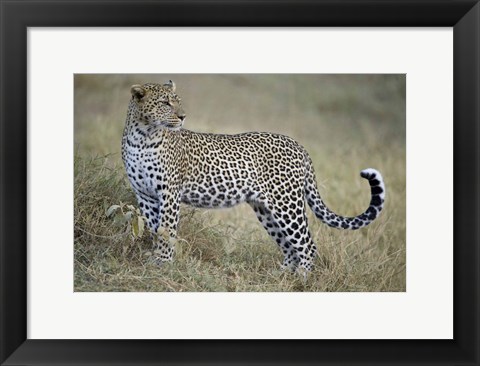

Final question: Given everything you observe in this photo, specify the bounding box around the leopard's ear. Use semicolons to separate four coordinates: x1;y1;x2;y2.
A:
131;85;146;101
164;80;176;93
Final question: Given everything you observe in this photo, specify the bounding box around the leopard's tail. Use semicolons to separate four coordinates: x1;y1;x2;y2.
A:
304;155;385;230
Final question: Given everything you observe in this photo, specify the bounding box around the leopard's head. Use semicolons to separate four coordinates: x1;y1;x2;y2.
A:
130;81;186;130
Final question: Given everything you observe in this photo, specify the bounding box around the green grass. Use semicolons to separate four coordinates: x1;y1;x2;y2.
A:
74;74;405;292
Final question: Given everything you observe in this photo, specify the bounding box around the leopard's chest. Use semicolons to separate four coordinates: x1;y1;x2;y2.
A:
122;134;168;197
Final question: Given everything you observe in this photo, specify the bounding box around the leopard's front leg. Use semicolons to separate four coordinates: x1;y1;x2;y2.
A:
135;189;180;265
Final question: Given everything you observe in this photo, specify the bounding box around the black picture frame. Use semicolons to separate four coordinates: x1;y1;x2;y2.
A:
1;1;479;365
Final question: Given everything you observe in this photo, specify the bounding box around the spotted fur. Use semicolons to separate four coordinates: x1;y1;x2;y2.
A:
121;81;386;271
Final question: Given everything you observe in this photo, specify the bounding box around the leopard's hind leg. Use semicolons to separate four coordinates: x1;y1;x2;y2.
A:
261;188;318;272
250;202;300;270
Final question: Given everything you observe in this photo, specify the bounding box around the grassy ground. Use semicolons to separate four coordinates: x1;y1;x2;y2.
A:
74;74;405;292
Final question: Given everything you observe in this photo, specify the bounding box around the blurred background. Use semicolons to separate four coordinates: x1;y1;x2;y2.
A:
74;74;405;292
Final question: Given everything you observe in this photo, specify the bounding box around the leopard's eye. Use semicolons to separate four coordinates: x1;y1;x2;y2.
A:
166;97;177;106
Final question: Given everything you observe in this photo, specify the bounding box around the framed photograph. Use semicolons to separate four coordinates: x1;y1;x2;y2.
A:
1;1;479;365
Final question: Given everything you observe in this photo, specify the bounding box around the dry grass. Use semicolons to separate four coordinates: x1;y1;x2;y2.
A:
74;74;405;292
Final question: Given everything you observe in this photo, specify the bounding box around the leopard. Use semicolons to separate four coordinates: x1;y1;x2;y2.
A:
121;81;386;272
